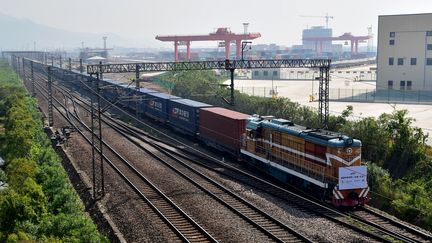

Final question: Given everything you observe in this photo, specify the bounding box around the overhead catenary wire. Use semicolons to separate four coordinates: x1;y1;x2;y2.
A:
20;58;432;206
27;60;365;186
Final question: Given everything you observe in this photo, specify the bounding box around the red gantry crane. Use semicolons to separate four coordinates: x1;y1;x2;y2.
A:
156;27;261;61
302;32;372;55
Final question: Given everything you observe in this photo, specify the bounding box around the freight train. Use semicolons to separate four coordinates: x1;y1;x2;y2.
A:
34;63;370;207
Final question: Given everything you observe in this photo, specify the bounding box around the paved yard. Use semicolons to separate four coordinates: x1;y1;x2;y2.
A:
224;67;432;142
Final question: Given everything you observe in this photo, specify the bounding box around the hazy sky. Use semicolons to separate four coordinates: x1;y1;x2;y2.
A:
1;0;432;48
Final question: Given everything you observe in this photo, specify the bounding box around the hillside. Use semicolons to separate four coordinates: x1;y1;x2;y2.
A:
0;12;139;50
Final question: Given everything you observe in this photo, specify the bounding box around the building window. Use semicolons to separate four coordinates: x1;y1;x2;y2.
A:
427;31;432;36
427;44;432;50
390;32;395;37
389;39;395;45
389;57;394;65
388;80;393;89
263;71;268;76
411;58;417;65
407;81;412;90
427;58;432;65
273;71;278;76
254;71;259;76
400;80;405;90
397;58;404;65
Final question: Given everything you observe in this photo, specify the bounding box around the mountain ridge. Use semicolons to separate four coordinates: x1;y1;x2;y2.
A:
0;12;142;50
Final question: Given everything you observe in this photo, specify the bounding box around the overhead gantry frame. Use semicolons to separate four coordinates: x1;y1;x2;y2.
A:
86;59;331;127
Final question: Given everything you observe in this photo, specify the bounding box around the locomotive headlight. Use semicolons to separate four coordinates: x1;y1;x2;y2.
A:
345;137;353;146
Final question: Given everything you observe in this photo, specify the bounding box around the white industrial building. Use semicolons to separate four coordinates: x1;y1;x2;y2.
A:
377;13;432;91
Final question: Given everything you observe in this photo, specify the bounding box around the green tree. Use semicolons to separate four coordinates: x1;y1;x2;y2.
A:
380;110;428;177
340;116;390;164
6;157;39;188
0;61;107;241
0;178;47;234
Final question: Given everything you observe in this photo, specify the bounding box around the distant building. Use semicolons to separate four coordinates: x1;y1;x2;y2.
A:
302;26;332;53
79;48;108;60
377;13;432;91
252;68;281;80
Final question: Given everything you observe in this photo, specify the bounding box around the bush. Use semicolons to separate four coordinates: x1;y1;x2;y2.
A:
0;61;107;242
158;70;432;231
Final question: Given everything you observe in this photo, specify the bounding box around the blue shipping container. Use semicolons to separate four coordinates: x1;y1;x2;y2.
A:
133;88;157;114
145;92;181;122
100;79;118;101
117;84;134;108
168;99;212;136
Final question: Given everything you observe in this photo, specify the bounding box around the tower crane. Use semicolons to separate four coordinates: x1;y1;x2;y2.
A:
300;13;334;28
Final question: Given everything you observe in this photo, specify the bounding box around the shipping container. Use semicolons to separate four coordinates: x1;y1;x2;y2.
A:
133;88;157;114
101;79;121;102
145;92;181;122
114;84;134;108
125;87;156;111
168;99;212;136
199;107;250;155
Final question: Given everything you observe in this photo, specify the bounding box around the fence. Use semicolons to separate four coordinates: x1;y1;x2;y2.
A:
280;70;376;81
239;86;279;98
237;86;432;104
329;88;432;104
152;77;175;92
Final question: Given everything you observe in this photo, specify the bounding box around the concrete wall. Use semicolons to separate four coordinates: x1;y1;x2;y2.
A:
377;13;432;91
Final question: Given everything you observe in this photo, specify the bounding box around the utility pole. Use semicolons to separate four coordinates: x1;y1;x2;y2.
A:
13;56;18;76
68;58;72;71
79;59;83;73
230;68;235;105
91;62;105;199
97;72;104;198
22;58;25;78
241;41;252;61
47;66;54;126
90;86;96;197
135;64;140;118
223;58;236;106
318;67;329;128
31;61;35;96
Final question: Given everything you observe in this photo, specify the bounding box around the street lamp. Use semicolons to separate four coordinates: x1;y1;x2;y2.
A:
241;41;252;61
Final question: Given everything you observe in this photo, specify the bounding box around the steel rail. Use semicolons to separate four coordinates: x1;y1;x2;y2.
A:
28;71;218;243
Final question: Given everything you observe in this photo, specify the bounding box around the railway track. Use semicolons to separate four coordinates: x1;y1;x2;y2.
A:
22;63;432;242
346;206;432;243
47;74;312;242
98;115;427;243
28;71;218;243
28;66;313;242
100;112;432;243
112;120;310;243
